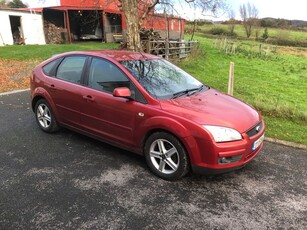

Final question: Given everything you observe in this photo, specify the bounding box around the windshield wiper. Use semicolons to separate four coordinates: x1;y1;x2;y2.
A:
189;84;204;96
172;85;204;99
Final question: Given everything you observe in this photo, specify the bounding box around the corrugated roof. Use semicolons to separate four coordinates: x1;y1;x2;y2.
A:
0;7;43;13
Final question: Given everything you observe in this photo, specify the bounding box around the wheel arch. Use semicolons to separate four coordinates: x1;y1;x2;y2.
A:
138;116;205;166
142;129;192;180
31;87;60;122
32;95;45;112
141;128;192;166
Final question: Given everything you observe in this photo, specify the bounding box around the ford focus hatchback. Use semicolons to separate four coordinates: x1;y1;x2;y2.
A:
30;50;265;180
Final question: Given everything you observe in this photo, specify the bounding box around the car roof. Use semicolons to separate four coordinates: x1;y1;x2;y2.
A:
59;50;160;62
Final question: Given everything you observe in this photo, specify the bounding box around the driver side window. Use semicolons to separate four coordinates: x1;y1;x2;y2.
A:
88;58;130;93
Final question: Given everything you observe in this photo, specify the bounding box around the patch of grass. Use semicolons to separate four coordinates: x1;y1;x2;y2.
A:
179;35;307;145
0;42;119;60
264;116;307;145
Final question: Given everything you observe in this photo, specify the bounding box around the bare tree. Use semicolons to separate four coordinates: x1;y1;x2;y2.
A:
119;0;160;51
254;18;261;39
240;2;258;38
227;8;236;34
118;0;227;51
44;0;226;51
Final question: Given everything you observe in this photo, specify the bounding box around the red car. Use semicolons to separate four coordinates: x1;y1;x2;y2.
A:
30;50;265;180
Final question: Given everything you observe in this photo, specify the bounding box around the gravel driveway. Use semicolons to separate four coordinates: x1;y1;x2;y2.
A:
0;90;306;229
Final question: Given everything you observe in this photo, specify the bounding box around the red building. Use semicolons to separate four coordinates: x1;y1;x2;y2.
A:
41;0;185;43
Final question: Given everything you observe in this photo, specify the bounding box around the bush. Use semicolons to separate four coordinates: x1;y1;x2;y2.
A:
209;28;227;35
262;28;269;40
225;31;238;37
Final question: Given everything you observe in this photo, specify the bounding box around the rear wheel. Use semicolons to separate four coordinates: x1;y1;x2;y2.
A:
144;132;190;180
35;99;59;133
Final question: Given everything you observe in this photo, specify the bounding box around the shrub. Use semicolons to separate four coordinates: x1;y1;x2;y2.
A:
225;31;238;37
209;28;227;35
262;28;269;40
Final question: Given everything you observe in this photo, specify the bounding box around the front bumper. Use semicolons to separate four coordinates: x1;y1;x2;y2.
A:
191;140;264;175
188;121;265;175
192;164;246;175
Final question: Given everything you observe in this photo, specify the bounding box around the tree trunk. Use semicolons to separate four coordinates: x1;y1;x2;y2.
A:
121;0;142;51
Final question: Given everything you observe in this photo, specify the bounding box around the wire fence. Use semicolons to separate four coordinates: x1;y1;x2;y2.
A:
212;38;278;57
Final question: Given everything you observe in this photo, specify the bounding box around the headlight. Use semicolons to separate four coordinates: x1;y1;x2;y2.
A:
203;125;242;143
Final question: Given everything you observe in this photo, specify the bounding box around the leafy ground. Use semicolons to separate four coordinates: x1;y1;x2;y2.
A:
0;40;306;145
0;59;37;92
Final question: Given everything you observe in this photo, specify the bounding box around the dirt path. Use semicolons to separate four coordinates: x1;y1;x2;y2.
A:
0;59;40;93
1;90;306;229
277;46;307;56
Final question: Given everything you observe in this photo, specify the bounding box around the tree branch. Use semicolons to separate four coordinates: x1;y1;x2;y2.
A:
139;0;160;27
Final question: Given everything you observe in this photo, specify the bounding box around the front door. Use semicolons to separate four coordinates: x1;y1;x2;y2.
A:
79;57;139;147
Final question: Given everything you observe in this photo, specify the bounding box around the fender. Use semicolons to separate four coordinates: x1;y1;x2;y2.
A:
142;116;191;138
134;115;192;155
135;115;214;165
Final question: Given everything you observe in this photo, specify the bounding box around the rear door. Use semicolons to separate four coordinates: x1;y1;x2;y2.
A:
45;55;87;127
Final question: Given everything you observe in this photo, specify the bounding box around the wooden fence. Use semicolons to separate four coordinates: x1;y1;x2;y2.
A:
142;40;199;60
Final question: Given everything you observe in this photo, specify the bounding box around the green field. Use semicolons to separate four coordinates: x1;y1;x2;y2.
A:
0;38;306;145
179;34;306;144
187;23;307;43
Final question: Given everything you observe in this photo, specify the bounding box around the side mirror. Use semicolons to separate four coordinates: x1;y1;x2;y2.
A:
113;87;132;99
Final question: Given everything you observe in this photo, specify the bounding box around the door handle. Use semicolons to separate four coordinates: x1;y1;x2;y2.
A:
48;84;56;90
82;95;95;102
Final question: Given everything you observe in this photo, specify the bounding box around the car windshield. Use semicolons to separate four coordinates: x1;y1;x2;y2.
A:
120;58;207;100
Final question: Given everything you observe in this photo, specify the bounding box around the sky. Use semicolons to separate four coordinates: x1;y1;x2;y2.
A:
176;0;307;21
225;0;307;21
23;0;307;21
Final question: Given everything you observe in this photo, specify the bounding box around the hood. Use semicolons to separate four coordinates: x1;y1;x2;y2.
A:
160;88;261;133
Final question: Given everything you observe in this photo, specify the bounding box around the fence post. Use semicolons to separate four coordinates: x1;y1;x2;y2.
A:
165;40;169;60
147;40;151;53
228;62;235;96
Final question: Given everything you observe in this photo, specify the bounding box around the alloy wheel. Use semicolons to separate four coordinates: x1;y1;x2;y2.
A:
36;104;52;129
149;139;180;174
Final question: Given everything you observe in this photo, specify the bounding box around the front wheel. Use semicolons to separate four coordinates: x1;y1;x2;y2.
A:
144;132;190;180
35;99;59;133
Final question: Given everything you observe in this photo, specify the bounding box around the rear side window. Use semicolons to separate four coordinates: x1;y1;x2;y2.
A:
56;56;87;84
42;59;61;76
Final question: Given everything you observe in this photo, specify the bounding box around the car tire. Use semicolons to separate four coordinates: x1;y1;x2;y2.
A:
144;132;190;180
35;99;59;133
